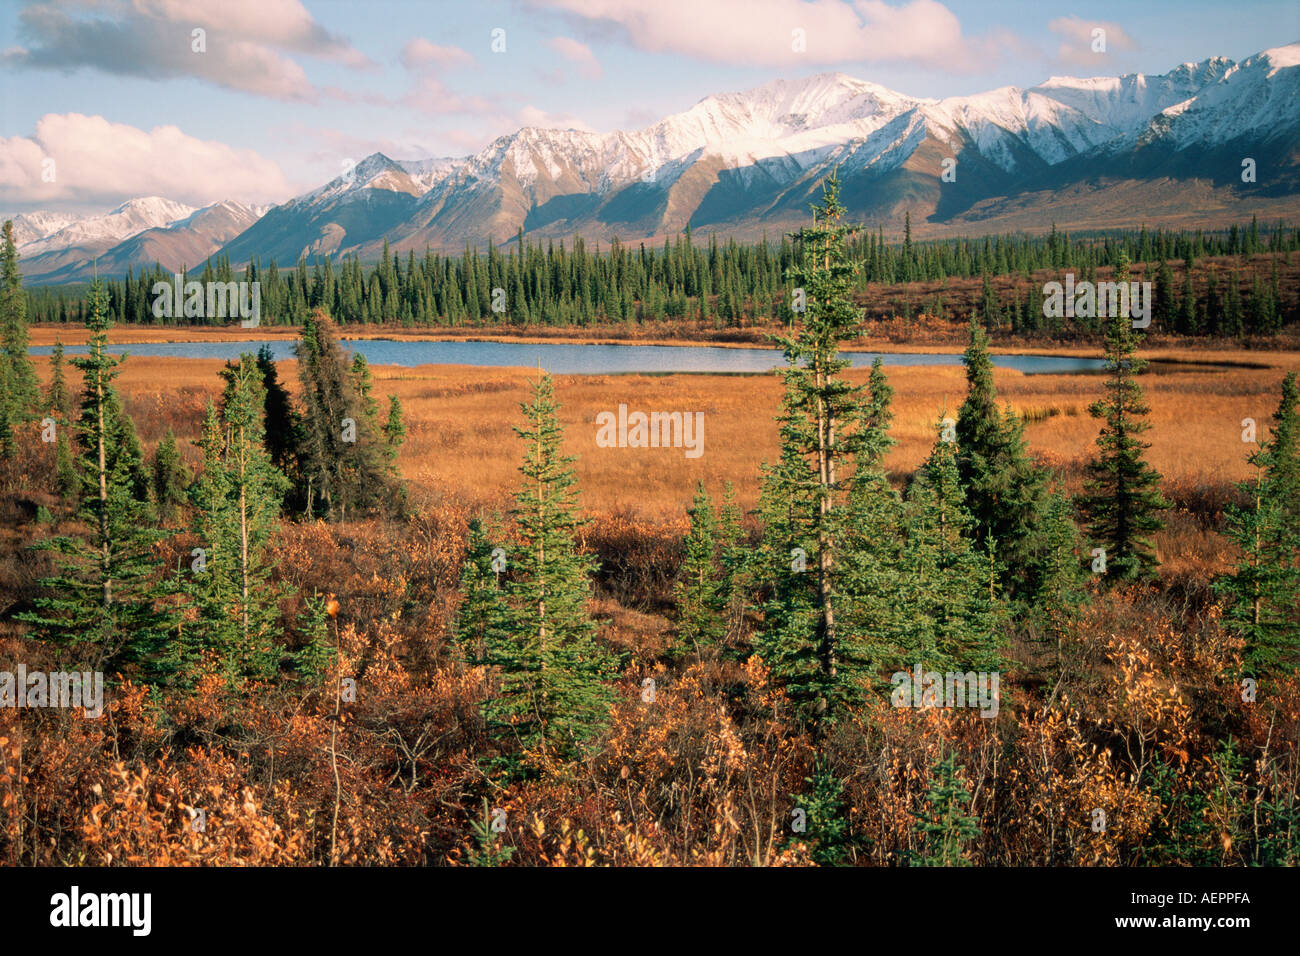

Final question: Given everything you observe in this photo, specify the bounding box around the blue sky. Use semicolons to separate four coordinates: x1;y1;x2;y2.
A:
2;0;1297;214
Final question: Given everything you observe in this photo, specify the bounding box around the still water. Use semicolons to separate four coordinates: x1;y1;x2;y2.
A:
31;339;1107;375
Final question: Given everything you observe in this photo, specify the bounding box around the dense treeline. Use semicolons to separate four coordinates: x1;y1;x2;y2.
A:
3;192;1300;866
23;217;1300;337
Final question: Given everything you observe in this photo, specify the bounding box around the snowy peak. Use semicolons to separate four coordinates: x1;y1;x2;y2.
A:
290;152;459;208
20;196;195;257
7;210;80;248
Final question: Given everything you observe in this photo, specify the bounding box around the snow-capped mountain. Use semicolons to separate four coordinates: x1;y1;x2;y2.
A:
19;197;196;259
16;199;263;283
14;44;1300;283
7;210;82;249
219;43;1300;265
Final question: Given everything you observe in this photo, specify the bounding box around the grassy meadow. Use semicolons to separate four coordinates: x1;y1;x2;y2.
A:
40;333;1298;580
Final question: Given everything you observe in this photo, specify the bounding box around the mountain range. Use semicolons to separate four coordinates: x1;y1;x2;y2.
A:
11;43;1300;285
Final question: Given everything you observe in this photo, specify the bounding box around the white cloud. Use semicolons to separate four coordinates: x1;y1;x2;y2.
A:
4;0;370;101
548;36;603;79
529;0;989;69
516;105;596;132
0;113;296;209
1048;16;1136;67
402;38;476;71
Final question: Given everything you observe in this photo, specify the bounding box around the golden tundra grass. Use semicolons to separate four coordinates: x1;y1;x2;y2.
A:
30;340;1300;577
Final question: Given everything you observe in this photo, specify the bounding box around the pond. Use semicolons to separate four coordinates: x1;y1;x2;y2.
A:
31;339;1108;375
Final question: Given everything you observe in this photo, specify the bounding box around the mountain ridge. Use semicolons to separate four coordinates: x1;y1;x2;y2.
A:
12;43;1300;283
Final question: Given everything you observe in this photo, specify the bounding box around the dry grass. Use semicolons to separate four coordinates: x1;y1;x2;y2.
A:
33;344;1298;524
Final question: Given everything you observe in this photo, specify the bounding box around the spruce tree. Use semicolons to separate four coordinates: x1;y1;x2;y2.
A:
672;482;727;659
716;482;749;649
45;340;72;422
955;318;1052;605
1;220;38;420
896;426;1005;673
383;394;406;464
914;752;981;867
150;427;191;522
0;361;11;459
295;312;398;521
755;171;870;723
53;428;77;501
191;355;291;682
453;516;510;664
486;373;614;761
1217;373;1300;676
17;280;169;672
256;344;304;509
1078;253;1170;582
1032;489;1088;676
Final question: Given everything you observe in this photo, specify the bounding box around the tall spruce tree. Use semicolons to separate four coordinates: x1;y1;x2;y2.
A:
839;359;907;675
716;482;750;650
189;355;291;683
1078;253;1170;582
1;220;39;421
0;361;11;459
955;318;1052;606
755;171;870;723
383;394;406;466
1217;373;1300;676
485;373;614;761
896;426;1006;673
256;344;304;510
17;280;169;672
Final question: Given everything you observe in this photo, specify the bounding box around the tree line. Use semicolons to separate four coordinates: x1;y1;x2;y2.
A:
22;215;1300;336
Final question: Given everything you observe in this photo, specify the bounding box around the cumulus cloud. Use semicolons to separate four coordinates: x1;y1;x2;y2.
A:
548;36;603;79
402;38;476;71
528;0;994;70
1048;16;1136;67
400;37;493;113
515;105;596;132
0;113;296;209
2;0;369;101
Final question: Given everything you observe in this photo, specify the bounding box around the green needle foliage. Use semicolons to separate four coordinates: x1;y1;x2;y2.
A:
1217;373;1300;677
1079;252;1170;582
17;279;170;673
484;373;614;764
182;355;292;686
913;752;982;866
383;395;406;466
454;516;511;665
45;340;72;423
672;482;728;659
150;427;191;523
895;425;1006;674
1;220;39;425
955;319;1054;605
295;313;400;522
755;171;871;725
790;759;852;866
